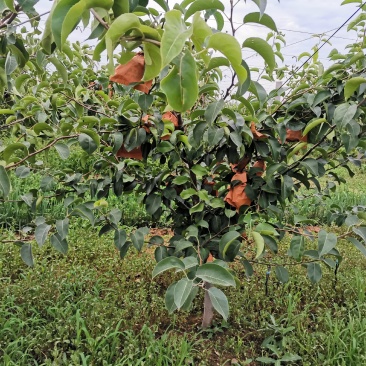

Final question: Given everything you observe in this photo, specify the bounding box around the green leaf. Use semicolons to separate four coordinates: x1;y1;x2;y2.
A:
72;204;95;226
208;33;247;84
78;133;98;154
174;278;194;309
243;12;277;32
5;53;17;75
161;10;193;68
333;103;357;128
0;166;11;198
143;43;161;80
344;77;366;100
112;0;129;17
307;263;322;283
105;13;141;72
152;256;185;278
348;237;366;256
161;50;198;112
207;126;224;146
20;244;34;267
184;0;224;20
196;263;236;287
146;194;162;215
353;227;366;243
189;202;204;215
205;99;225;124
289;236;304;261
50;233;68;254
242;37;275;72
15;166;30;179
56;218;69;240
3;143;28;163
251;0;267;17
54;143;70;160
303;118;327;136
165;282;178;314
252;231;265;259
35;224;51;247
172;176;190;185
131;228;147;252
48;57;68;83
219;231;241;258
207;287;229;320
114;229;127;250
318;230;337;257
275;266;289;283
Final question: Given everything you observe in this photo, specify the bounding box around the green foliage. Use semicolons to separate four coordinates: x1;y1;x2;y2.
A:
0;0;365;327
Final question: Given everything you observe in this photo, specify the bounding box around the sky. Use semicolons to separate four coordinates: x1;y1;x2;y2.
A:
32;0;362;91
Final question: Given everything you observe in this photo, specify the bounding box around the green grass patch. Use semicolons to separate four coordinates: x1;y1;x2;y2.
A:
1;225;366;365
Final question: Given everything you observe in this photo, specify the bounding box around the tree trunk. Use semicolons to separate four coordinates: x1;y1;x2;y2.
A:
202;282;214;329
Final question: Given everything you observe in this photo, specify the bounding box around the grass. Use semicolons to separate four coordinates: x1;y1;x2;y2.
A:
1;223;366;365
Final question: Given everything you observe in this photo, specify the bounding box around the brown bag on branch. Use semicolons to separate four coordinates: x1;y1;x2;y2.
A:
110;53;152;94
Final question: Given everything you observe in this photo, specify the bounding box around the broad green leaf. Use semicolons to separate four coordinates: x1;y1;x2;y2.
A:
307;262;322;283
105;13;141;72
152;256;185;278
0;166;11;198
112;0;129;17
344;77;366;100
205;57;230;72
196;263;236;287
34;122;53;135
54;143;70;160
207;287;229;320
172;176;190;185
15;166;30;179
114;229;127;250
303;118;327;136
165;282;178;313
242;37;275;72
145;194;162;215
72;204;95;226
20;244;34;267
48;57;68;83
318;230;337;257
184;0;224;20
208;33;247;84
289;236;304;261
353;227;366;243
130;228;146;252
251;0;267;17
78;132;98;154
174;278;194;309
205;99;224;124
143;43;161;80
275;266;289;283
219;231;241;258
3;143;28;163
189;202;204;214
243;12;277;32
252;231;265;259
191;12;212;63
161;50;198;112
161;10;193;68
50;233;68;254
35;224;51;247
56;218;69;240
348;237;366;256
207;126;224;146
5;53;17;75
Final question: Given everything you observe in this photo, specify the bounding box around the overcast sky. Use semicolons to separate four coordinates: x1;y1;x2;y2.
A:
33;0;361;90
